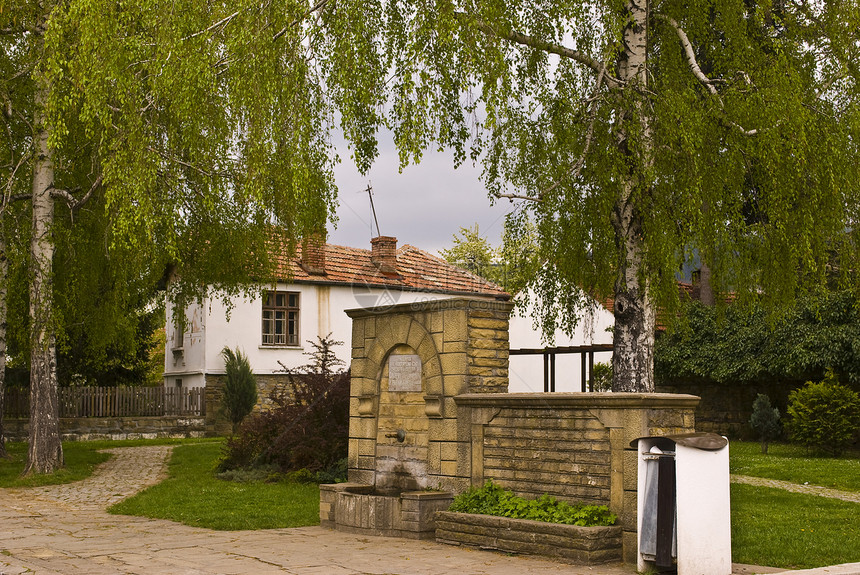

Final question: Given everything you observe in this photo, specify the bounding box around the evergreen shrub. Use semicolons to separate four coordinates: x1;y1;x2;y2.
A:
749;394;781;453
220;347;258;431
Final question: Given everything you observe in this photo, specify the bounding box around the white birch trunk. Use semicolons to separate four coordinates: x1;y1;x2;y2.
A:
24;78;64;475
611;0;656;393
0;225;8;458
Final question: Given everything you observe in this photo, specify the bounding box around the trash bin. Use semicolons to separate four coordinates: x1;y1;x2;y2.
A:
631;433;731;575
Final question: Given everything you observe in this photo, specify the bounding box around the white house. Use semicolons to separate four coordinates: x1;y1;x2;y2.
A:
164;236;510;391
507;290;615;393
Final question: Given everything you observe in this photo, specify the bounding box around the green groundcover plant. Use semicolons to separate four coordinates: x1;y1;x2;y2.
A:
449;480;617;526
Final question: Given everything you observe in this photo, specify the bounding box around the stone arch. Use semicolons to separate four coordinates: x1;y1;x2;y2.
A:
363;315;442;399
360;315;442;493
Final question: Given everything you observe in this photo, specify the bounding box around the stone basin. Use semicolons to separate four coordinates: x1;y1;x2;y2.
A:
320;483;453;539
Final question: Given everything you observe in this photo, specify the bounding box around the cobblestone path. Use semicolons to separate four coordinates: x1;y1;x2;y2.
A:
25;445;173;509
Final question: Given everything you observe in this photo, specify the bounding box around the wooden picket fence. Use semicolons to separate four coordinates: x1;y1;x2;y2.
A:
2;386;205;418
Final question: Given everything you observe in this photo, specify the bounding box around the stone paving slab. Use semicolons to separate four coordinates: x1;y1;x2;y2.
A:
2;446;858;575
0;446;637;575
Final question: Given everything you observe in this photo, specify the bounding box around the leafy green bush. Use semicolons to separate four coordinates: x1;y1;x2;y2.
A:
449;480;617;526
750;394;781;453
218;336;349;476
591;362;613;392
220;347;258;432
786;372;860;456
655;291;860;387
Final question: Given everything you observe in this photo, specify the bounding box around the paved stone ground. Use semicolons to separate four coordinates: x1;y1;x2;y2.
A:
2;446;858;575
0;446;636;575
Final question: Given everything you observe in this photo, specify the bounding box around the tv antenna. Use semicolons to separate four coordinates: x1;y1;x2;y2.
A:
363;183;382;237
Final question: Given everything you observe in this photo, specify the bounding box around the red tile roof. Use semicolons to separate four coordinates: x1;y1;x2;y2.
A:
272;241;510;300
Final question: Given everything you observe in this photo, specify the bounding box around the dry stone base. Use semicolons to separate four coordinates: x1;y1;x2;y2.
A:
435;511;623;565
320;483;453;539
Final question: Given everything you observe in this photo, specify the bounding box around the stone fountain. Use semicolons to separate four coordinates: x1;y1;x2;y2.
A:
320;298;513;539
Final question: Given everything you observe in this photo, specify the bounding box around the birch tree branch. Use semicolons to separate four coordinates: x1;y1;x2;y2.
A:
273;0;330;41
493;191;543;202
658;15;758;136
3;151;33;211
50;175;102;211
186;10;241;40
661;16;718;96
456;12;624;89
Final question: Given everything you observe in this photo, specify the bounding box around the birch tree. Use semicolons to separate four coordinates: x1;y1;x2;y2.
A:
345;0;859;391
1;0;359;474
0;221;8;459
3;0;858;473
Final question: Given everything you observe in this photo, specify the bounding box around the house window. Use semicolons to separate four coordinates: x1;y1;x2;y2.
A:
172;315;184;350
262;291;300;346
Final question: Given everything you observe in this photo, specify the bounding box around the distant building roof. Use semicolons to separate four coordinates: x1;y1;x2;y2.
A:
271;237;510;300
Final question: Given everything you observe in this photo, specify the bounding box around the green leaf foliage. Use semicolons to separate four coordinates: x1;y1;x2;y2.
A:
439;224;498;282
350;0;860;339
785;372;860;456
449;480;617;527
4;0;859;396
655;291;860;388
439;218;539;295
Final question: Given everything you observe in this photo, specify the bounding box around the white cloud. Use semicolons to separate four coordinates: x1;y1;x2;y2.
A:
330;136;514;255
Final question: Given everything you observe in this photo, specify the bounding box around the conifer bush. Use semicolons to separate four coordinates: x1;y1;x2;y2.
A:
220;347;258;432
786;371;860;456
750;394;781;454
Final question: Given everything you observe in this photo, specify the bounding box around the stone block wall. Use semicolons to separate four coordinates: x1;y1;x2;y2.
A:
204;379;232;436
3;415;207;441
435;511;623;564
656;379;797;438
453;392;699;564
207;373;295;414
338;297;700;564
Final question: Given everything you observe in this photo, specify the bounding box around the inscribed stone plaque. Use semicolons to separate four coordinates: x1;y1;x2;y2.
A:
388;354;422;392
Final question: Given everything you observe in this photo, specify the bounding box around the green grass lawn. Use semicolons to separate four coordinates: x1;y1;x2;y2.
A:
731;483;860;569
730;441;860;492
109;441;321;530
0;438;218;488
729;441;860;569
0;441;112;487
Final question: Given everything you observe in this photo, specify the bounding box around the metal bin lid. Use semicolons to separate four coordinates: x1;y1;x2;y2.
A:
630;432;728;451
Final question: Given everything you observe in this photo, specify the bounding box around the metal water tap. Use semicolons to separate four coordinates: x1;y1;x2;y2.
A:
385;429;406;442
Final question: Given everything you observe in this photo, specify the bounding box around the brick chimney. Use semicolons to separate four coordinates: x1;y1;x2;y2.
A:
301;232;326;275
371;236;398;274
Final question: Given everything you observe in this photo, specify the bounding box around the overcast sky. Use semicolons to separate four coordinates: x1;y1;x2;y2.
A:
328;135;517;257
